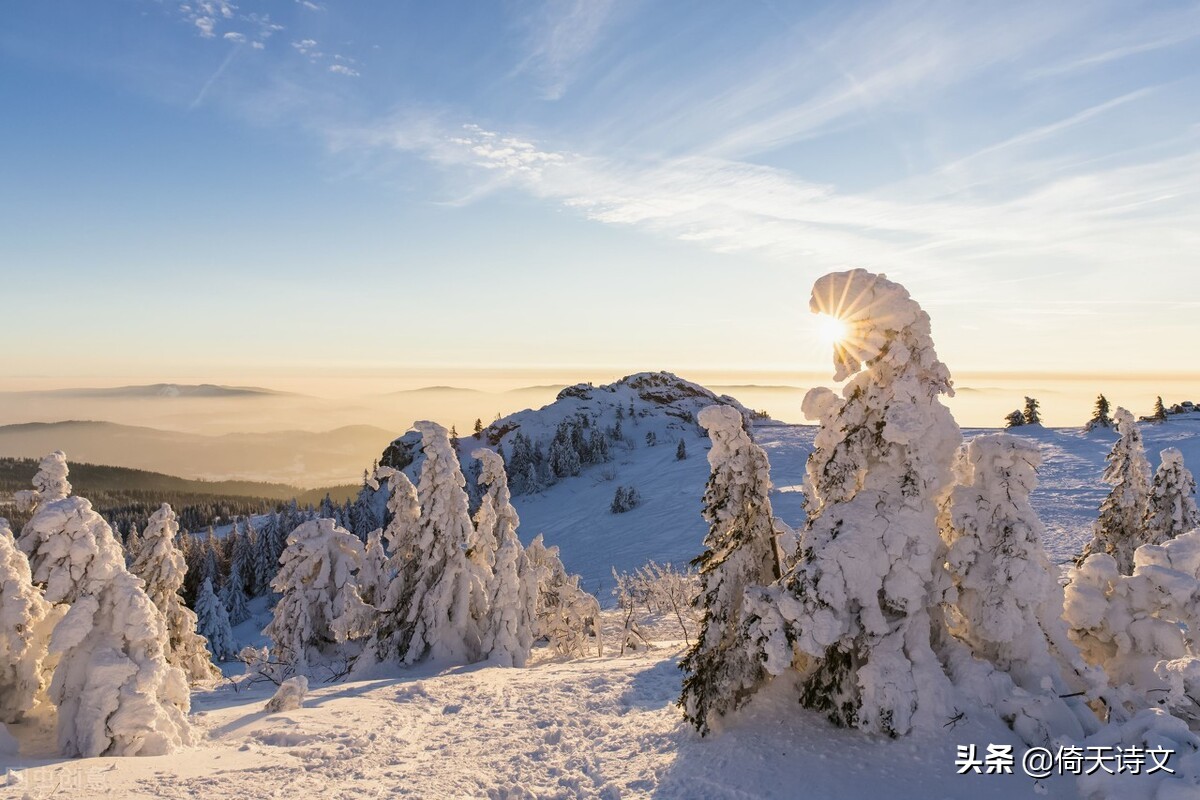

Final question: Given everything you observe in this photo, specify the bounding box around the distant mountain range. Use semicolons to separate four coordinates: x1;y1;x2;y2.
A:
0;420;391;487
2;383;295;398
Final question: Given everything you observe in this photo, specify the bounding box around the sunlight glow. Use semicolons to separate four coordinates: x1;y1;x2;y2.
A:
816;313;848;345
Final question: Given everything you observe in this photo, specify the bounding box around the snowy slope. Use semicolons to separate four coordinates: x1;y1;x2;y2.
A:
1;616;1074;800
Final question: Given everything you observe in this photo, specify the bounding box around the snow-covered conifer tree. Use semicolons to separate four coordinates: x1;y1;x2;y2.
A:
221;523;253;626
194;577;235;661
474;449;535;667
0;519;63;723
1004;410;1025;428
1078;408;1152;573
939;434;1102;742
369;467;423;662
351;471;381;540
679;405;781;735
1086;393;1112;431
745;269;963;736
252;511;283;597
16;455;192;756
1022;396;1041;426
1151;396;1168;423
263;518;374;670
129;504;220;683
1144;448;1199;546
357;527;389;607
397;422;484;665
123;522;142;567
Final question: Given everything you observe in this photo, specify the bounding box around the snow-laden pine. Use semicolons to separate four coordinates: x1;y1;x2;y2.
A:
1144;448;1199;546
1079;408;1153;573
15;453;193;756
397;421;484;665
679;404;781;736
128;503;220;683
474;449;536;667
938;433;1104;743
369;466;423;663
747;269;963;736
0;519;62;724
357;527;389;608
194;577;236;661
264;518;374;671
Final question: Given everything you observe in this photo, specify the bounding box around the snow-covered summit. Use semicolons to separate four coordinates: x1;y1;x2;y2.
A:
376;372;762;598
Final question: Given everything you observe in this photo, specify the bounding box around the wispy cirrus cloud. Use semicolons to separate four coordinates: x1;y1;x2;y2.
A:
513;0;619;100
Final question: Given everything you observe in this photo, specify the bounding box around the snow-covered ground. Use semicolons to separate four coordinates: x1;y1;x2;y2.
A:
3;614;1073;800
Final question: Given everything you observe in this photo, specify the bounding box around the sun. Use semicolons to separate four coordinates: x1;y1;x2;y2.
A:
816;313;848;345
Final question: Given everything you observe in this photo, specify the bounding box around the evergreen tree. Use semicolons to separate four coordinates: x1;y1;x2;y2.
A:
350;470;381;541
1022;396;1041;426
1143;448;1199;545
474;449;535;667
1078;408;1152;573
1005;410;1025;428
252;511;281;597
129;504;220;683
123;521;142;567
220;558;251;627
680;405;781;735
357;527;389;607
746;269;963;736
1086;394;1112;431
16;453;193;756
0;519;62;724
399;421;485;665
474;418;484;437
194;578;236;661
676;439;687;461
264;518;374;671
370;468;423;663
939;434;1101;743
1151;396;1168;423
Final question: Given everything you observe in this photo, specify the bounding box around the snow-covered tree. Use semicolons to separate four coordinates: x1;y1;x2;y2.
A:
370;467;423;663
263;518;374;671
1150;396;1168;423
1022;396;1041;426
13;450;72;516
350;471;381;540
16;455;192;756
221;523;253;626
252;511;282;597
357;527;389;607
123;522;142;567
129;504;220;683
397;421;484;665
1004;409;1025;428
526;534;600;658
1063;532;1200;705
746;269;963;736
1086;393;1112;431
676;439;687;460
194;578;235;661
939;434;1103;743
474;449;535;667
680;404;781;736
1078;408;1152;573
0;519;62;724
1144;448;1199;546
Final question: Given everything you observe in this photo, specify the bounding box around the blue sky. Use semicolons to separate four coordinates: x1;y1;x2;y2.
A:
2;0;1199;383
